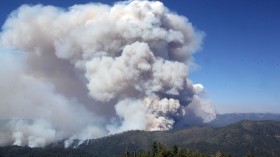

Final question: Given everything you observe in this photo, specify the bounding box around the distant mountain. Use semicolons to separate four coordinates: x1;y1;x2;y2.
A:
207;113;280;127
67;120;280;157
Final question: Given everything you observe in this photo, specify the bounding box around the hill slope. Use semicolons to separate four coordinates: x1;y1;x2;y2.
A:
74;120;280;157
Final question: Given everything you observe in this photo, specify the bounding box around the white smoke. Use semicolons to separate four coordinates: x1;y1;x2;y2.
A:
0;0;216;147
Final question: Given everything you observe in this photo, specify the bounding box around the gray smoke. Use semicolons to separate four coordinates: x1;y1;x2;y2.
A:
0;0;216;147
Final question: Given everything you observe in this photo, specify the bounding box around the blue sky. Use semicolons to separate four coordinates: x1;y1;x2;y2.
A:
1;0;279;113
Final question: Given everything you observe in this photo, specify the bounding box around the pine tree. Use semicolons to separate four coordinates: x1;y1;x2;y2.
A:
152;142;158;157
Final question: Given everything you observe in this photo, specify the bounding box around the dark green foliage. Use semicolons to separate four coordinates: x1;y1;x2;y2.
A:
152;142;158;156
122;142;231;157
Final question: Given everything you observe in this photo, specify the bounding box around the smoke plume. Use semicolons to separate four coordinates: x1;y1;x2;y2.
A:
0;0;216;147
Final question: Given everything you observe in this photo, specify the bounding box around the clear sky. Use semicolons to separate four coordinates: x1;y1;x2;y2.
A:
1;0;279;114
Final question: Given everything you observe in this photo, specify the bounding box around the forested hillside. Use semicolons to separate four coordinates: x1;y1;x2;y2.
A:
74;120;280;157
0;120;279;157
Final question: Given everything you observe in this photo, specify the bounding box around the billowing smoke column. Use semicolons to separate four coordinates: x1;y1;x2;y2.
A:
0;0;216;147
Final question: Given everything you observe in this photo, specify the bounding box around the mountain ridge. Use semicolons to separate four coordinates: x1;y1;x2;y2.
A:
207;112;280;126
